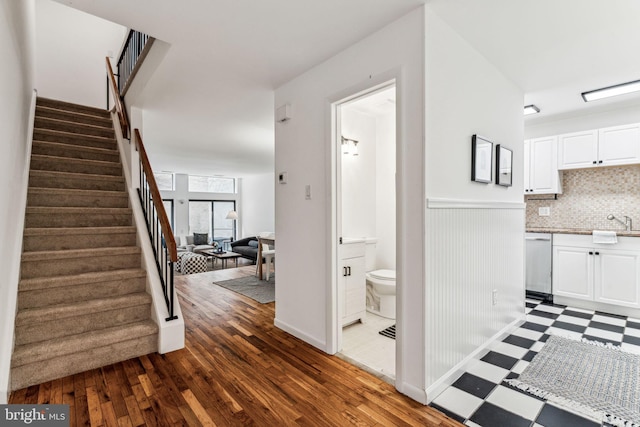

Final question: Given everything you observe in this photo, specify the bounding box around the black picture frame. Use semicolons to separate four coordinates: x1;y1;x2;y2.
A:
496;144;513;187
471;135;493;184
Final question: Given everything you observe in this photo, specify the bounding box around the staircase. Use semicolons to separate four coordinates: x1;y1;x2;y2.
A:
11;98;158;390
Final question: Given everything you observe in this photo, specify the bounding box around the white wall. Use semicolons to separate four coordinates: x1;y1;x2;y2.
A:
0;0;36;403
35;0;125;108
375;109;396;270
240;173;275;237
423;7;525;393
341;108;377;239
275;8;426;400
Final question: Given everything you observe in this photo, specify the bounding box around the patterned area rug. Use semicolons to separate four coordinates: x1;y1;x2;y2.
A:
213;275;275;304
379;324;396;340
506;335;640;426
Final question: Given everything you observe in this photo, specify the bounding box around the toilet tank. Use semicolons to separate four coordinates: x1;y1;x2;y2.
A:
364;238;377;272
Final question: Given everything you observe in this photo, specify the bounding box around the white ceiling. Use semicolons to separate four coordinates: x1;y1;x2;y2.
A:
427;0;640;123
54;0;425;177
55;0;640;176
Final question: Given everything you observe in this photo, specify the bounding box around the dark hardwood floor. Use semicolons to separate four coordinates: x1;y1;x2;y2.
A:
9;264;461;426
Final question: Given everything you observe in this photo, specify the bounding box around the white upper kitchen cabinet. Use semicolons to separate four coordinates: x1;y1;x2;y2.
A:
524;136;561;195
557;130;598;170
558;123;640;170
598;123;640;167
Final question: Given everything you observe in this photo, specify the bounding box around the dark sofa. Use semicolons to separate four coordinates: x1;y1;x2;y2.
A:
230;236;259;262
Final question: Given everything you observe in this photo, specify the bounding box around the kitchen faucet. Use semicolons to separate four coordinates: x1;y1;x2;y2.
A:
607;214;632;231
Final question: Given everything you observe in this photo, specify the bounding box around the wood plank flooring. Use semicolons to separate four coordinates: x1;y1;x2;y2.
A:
9;265;461;426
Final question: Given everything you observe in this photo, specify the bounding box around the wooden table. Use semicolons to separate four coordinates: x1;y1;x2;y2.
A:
257;236;275;280
201;250;241;269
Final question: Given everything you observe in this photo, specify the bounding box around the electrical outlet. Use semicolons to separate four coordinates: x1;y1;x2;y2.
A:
539;207;550;216
305;184;312;200
492;289;498;306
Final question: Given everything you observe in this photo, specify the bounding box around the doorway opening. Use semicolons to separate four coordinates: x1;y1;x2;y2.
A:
333;83;397;383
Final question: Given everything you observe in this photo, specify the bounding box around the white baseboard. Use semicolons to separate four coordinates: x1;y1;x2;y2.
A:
274;318;327;351
425;314;525;402
397;381;428;405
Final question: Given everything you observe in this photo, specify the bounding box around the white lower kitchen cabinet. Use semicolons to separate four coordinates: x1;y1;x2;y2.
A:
553;246;593;300
553;234;640;310
596;250;640;307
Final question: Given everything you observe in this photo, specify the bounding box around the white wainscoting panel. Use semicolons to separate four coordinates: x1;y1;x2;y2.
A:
425;200;525;389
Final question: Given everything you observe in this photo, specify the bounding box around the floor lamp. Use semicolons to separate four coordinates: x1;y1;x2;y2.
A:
226;210;238;243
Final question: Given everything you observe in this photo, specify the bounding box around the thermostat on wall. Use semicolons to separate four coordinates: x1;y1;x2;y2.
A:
279;172;288;184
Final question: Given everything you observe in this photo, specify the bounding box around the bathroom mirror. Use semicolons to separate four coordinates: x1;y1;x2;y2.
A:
471;134;493;183
496;144;513;187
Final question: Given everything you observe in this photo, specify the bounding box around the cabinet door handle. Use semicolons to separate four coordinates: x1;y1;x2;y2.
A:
595;251;600;256
343;267;348;277
593;160;597;164
598;160;603;164
347;266;351;276
589;251;594;255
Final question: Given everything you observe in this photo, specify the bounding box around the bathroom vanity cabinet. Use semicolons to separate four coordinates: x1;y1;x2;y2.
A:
553;234;640;310
339;240;366;326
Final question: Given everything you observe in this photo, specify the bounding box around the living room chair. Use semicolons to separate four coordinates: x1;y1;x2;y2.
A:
256;240;275;280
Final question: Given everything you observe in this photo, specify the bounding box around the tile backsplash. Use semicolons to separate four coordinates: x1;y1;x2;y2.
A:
525;165;640;231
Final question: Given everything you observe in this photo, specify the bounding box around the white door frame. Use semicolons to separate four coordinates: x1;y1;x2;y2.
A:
326;72;399;381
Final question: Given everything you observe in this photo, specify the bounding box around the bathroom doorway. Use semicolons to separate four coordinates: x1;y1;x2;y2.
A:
333;83;397;383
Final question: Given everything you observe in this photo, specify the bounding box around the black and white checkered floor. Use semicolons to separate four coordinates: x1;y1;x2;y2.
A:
429;298;640;427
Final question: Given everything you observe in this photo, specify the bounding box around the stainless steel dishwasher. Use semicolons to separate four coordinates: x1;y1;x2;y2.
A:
525;232;553;302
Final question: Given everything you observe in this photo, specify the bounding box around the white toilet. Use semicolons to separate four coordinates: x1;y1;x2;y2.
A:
364;238;396;319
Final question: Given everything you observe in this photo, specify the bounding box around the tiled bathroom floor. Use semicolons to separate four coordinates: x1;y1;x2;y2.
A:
340;312;396;382
430;298;640;426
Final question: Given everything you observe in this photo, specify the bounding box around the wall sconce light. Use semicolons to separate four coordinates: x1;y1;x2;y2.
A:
341;136;359;156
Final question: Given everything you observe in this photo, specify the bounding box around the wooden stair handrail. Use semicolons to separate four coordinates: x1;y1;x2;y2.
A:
134;129;177;262
105;57;130;140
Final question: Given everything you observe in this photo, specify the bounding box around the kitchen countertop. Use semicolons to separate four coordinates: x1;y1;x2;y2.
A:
526;227;640;237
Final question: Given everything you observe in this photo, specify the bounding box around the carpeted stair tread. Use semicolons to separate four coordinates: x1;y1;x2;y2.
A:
21;246;140;262
36;105;113;128
15;292;152;326
32;128;116;150
35;116;115;138
30;154;122;176
28;170;125;191
19;268;146;291
23;225;136;237
32;140;119;162
22;226;137;251
25;206;133;228
27;187;129;208
37;97;110;118
11;333;157;391
12;320;157;368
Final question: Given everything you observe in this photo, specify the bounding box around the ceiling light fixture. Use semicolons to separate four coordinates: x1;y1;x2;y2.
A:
524;105;540;115
582;79;640;102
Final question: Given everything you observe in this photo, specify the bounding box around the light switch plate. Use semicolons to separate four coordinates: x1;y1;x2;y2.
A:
539;207;550;216
278;172;287;184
